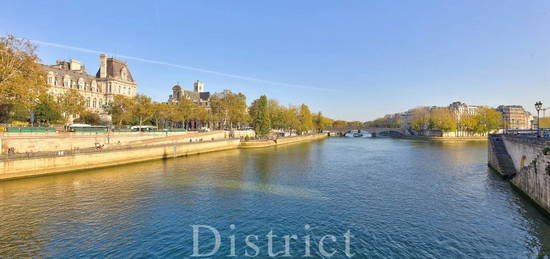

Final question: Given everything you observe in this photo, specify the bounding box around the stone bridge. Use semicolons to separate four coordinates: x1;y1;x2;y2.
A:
327;127;407;137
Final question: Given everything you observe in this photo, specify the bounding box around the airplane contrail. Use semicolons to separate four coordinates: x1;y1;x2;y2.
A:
27;39;331;92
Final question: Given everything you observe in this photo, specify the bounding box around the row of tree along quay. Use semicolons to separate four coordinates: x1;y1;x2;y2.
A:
0;35;360;135
365;106;503;137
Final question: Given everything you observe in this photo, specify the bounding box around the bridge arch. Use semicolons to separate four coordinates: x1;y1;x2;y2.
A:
327;127;406;137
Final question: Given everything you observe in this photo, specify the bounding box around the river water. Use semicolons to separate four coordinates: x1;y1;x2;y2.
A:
1;138;549;258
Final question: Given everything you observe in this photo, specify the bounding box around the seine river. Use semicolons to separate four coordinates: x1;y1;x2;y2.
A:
1;138;549;258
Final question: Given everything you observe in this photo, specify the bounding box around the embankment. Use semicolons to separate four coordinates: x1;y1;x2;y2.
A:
402;135;488;142
239;134;327;149
488;134;550;216
0;132;326;181
0;139;240;181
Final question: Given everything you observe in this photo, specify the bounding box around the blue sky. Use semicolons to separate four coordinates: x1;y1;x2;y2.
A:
1;0;549;121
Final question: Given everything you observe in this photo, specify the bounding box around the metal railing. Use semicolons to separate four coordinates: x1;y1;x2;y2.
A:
503;128;550;138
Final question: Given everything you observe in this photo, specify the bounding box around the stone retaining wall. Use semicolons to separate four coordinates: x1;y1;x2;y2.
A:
0;132;324;181
0;139;241;181
511;153;550;215
0;131;189;154
488;134;550;216
239;134;327;149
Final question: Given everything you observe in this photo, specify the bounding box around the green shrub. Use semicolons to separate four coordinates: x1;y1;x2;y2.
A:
543;147;550;155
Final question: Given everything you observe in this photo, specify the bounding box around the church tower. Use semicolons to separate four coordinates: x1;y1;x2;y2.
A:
193;80;204;93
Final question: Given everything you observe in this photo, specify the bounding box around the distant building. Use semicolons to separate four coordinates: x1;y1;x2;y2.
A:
42;54;137;115
167;80;210;106
496;105;533;129
448;101;480;120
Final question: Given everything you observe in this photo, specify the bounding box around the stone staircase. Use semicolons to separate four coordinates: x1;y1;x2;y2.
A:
489;135;518;178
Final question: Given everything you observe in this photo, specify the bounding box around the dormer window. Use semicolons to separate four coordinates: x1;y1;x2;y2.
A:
121;68;128;81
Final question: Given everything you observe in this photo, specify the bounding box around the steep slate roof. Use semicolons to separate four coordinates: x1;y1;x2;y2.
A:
95;58;135;82
41;63;97;84
199;92;211;101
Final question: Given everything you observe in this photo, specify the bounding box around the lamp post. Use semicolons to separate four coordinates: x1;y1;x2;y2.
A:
535;101;543;137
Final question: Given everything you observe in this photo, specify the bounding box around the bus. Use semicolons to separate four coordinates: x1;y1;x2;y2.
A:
130;125;158;132
68;124;108;132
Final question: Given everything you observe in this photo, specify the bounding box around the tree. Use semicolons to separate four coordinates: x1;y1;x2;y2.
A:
57;89;86;122
333;120;346;129
410;107;430;131
268;100;286;130
0;35;49;119
75;111;100;125
314;112;333;131
250;95;271;137
473;107;501;134
540;117;550;128
210;90;248;129
460;113;478;135
105;95;134;126
131;94;154;127
429;108;456;133
176;97;194;128
297;104;314;134
34;94;61;125
365;114;403;128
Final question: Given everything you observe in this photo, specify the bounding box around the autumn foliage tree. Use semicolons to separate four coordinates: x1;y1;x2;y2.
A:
0;35;49;122
57;89;86;122
429;107;457;132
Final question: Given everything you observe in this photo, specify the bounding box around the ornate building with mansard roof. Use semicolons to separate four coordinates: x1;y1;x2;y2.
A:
42;54;137;114
167;80;210;106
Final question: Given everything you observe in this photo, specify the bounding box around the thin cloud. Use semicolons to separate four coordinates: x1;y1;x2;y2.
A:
27;38;331;92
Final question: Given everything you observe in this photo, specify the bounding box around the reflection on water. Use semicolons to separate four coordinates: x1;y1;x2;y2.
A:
0;138;549;257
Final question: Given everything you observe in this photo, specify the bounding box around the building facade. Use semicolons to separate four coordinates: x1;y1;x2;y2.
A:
167;80;210;106
448;101;480;120
496;105;533;129
42;54;137;114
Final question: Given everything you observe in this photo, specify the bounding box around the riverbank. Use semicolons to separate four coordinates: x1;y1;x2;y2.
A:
239;134;328;149
400;135;488;142
0;133;328;181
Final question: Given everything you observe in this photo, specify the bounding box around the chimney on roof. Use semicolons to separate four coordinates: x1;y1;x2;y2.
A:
69;59;81;71
99;54;107;78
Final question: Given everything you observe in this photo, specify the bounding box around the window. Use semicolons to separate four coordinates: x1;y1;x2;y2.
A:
93;98;97;108
86;97;90;107
91;81;97;92
78;79;84;90
63;76;71;88
47;72;54;85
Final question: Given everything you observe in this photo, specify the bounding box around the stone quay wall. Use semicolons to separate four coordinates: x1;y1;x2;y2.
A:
0;131;188;155
488;134;550;215
239;133;327;148
0;131;319;181
0;130;256;155
0;139;241;181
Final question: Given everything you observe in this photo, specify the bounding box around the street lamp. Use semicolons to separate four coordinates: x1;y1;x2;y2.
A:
535;101;543;137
